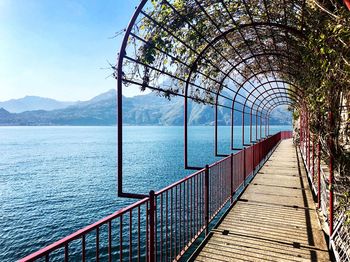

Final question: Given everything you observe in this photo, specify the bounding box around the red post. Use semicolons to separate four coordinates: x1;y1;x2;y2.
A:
312;135;315;183
317;136;321;208
328;111;334;236
230;154;234;203
344;0;350;10
250;112;253;144
308;119;311;173
243;148;246;186
149;190;155;262
204;165;209;235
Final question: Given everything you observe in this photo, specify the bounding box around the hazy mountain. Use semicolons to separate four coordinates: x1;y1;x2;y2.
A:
0;96;76;113
0;89;292;126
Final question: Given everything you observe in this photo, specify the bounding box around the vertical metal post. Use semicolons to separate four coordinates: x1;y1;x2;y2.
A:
184;96;188;168
149;190;155;262
230;154;234;203
204;165;209;235
250;111;253;144
312;135;315;182
259;114;262;139
256;113;258;141
116;0;148;197
328;111;334;236
308;123;311;173
242;111;245;146
243;148;246;186
215;101;218;156
231;110;234;150
300;112;303;154
117;56;123;197
317;136;321;208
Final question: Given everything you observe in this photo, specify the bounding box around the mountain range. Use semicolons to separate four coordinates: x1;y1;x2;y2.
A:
0;90;292;126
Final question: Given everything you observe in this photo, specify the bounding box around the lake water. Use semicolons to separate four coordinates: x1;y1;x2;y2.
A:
0;126;291;261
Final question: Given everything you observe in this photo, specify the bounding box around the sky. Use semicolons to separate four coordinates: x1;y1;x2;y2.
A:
0;0;141;101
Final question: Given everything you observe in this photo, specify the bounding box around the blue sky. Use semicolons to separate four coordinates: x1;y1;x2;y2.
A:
0;0;140;101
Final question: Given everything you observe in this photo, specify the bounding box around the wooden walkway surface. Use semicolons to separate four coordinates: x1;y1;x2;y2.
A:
192;139;330;262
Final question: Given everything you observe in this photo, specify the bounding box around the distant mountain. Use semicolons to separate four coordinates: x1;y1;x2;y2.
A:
0;90;292;126
0;96;76;113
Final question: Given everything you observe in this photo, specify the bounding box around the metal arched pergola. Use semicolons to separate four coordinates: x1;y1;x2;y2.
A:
116;0;307;198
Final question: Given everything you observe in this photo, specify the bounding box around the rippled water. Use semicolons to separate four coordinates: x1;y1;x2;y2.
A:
0;126;291;261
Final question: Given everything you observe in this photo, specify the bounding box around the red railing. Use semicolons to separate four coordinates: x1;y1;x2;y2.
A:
20;131;292;262
299;116;350;261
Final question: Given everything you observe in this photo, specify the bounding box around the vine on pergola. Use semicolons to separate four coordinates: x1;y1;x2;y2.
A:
117;0;350;214
121;0;303;104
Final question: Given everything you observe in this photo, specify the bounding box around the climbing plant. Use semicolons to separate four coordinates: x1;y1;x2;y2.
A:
120;0;350;216
294;1;350;218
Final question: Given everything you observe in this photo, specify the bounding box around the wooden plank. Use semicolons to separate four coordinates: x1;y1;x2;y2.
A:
191;139;330;262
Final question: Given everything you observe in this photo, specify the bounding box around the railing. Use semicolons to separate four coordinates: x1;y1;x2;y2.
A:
20;131;292;262
299;131;350;262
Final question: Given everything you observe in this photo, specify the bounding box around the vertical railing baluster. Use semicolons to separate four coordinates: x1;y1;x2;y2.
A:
108;221;112;262
149;190;155;262
120;215;123;262
317;136;321;209
179;183;182;253
175;186;178;256
204;165;209;235
82;235;86;262
328;111;334;236
146;202;148;262
243;148;247;187
129;210;133;262
96;227;99;262
138;206;141;262
160;194;163;261
64;243;68;262
170;188;173;261
165;191;169;262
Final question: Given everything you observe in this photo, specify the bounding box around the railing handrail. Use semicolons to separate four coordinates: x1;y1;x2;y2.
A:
19;130;292;262
155;167;205;195
19;197;149;261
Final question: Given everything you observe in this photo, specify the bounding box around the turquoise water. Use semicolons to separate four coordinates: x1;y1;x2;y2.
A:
0;126;291;261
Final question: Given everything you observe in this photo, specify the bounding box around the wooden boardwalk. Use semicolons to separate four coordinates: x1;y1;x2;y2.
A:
191;139;330;262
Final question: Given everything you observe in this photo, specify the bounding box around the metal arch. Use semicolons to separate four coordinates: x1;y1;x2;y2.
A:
243;81;301;114
214;79;301;155
214;77;299;156
117;0;149;199
184;22;303;95
230;69;300;149
215;51;300;97
249;84;301;142
184;22;303;104
258;99;294;139
117;0;305;196
230;68;299;119
253;94;294;142
230;69;298;137
259;95;296;138
266;101;294;134
243;86;301;144
213;51;300;108
233;93;293;148
257;92;298;116
247;82;302;113
213;52;301;122
184;22;303;169
247;84;301;117
266;101;294;136
252;93;295;141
